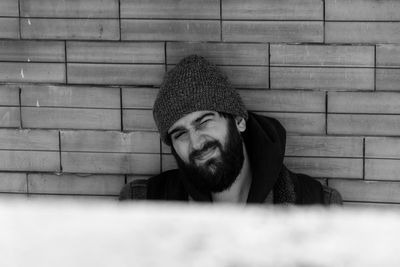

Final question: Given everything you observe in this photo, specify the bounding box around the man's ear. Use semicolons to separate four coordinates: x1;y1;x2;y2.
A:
235;116;246;132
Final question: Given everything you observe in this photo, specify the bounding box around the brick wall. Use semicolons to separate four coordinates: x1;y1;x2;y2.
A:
1;0;399;206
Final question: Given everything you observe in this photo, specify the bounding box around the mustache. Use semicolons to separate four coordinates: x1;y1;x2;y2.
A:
189;140;221;161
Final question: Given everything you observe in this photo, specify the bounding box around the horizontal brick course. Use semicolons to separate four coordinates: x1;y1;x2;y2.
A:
0;0;19;17
21;18;120;40
121;20;221;41
20;0;119;18
222;0;323;20
326;0;400;21
0;18;19;38
28;173;124;195
67;42;165;63
223;21;323;43
0;40;65;62
121;0;220;19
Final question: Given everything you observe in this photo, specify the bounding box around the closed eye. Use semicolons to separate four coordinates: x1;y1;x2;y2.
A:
171;130;187;140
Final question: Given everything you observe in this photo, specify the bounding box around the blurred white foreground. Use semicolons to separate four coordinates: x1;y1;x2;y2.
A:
1;199;399;267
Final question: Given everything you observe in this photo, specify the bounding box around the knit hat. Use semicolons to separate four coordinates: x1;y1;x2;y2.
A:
153;55;248;145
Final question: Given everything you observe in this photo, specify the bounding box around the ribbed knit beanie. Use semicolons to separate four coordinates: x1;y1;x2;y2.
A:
153;55;248;145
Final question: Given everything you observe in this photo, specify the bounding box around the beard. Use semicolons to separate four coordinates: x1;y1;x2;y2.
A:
172;118;244;193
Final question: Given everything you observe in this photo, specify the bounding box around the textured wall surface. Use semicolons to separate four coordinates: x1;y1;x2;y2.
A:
1;0;400;206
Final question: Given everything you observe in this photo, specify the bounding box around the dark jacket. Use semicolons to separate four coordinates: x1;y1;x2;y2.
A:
120;112;342;205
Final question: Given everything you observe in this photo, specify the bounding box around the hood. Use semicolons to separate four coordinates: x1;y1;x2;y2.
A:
179;112;286;203
243;112;286;203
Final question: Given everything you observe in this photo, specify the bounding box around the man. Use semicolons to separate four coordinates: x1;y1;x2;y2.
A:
120;55;342;204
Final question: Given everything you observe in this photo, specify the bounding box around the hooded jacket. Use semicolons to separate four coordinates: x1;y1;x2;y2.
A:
120;113;342;205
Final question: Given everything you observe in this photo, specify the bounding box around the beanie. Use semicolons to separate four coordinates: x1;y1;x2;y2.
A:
153;55;248;145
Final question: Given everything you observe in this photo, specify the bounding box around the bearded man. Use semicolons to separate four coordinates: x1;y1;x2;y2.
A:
120;55;342;204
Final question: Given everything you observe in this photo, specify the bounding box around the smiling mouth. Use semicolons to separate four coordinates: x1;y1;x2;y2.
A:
193;146;218;163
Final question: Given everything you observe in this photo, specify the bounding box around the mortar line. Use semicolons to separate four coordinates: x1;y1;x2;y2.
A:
59;131;63;172
363;137;366;180
118;0;122;41
374;45;377;91
64;41;68;84
120;87;123;131
19;87;23;128
322;0;325;43
219;0;223;41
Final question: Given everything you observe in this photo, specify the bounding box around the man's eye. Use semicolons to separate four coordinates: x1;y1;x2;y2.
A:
173;131;186;140
200;119;211;126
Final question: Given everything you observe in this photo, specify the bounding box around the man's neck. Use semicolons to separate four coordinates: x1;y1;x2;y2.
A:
212;144;252;204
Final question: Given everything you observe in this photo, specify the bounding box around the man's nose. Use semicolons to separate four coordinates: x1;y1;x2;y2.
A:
189;131;205;151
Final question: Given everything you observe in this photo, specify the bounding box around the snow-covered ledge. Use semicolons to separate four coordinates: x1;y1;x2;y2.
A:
2;200;399;266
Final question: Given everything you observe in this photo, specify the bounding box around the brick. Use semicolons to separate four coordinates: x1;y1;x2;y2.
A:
366;137;400;159
0;173;27;193
20;0;119;18
326;0;400;21
121;0;219;19
67;42;164;63
166;42;269;65
122;109;157;131
376;45;400;68
270;67;374;90
122;88;158;109
162;154;177;172
286;136;363;157
257;112;326;135
326;22;400;44
328;114;400;136
67;63;164;86
61;130;160;153
0;0;19;17
21;85;120;108
62;152;160;174
0;107;20;128
121;20;220;41
239;90;325;112
284;157;363;179
329;179;400;203
222;0;322;20
22;107;121;130
28;194;118;200
328;92;400;114
0;150;59;172
28;173;124;195
365;159;400;181
21;18;119;40
222;21;323;43
0;63;65;83
0;129;58;150
0;40;65;62
0;18;19;39
376;69;400;91
0;85;19;106
220;66;268;88
270;44;374;67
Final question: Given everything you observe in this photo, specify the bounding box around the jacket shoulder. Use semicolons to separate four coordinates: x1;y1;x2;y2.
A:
119;179;148;201
119;169;184;201
288;168;343;205
321;185;343;205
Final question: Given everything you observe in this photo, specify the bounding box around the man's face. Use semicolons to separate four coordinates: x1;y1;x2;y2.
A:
168;111;245;193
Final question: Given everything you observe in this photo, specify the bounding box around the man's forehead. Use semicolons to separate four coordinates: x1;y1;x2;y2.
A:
168;110;218;133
